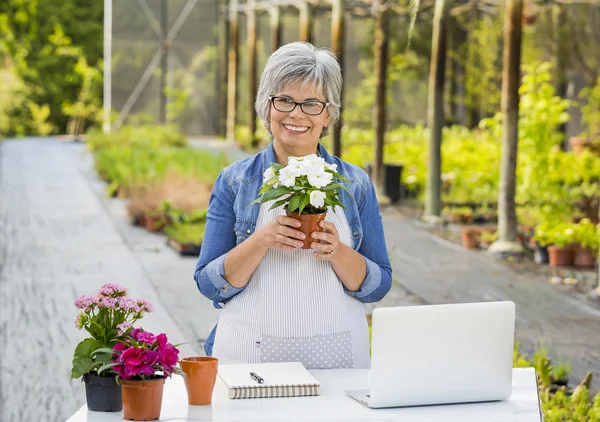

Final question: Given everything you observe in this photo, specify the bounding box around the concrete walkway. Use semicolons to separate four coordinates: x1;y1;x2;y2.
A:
1;138;599;422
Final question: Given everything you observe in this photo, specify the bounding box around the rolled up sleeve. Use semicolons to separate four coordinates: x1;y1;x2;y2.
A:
345;177;392;303
194;171;246;309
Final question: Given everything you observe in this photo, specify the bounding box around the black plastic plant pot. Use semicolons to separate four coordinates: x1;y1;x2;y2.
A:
383;164;404;204
533;242;549;265
83;374;122;412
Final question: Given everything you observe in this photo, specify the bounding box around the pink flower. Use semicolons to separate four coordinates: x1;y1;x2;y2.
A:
155;333;168;348
97;296;117;309
136;331;156;345
118;297;136;312
74;294;97;310
136;299;153;313
99;282;128;297
118;347;157;379
117;322;132;336
74;313;85;329
159;345;179;371
129;328;141;340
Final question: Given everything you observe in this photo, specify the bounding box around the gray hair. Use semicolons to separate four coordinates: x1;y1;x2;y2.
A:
255;42;342;134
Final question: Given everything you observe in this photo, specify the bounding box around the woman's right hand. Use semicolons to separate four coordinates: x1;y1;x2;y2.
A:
255;215;306;251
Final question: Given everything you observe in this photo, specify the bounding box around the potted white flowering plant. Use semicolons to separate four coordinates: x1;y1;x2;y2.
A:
254;154;351;248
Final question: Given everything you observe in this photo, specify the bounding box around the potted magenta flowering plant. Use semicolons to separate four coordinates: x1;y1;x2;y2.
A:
254;154;352;248
96;328;184;421
71;283;152;412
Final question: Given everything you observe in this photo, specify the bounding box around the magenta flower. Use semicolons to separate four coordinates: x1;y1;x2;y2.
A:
136;331;156;345
159;345;180;371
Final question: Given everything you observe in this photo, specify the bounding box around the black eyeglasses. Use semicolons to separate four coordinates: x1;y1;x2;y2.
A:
269;95;329;116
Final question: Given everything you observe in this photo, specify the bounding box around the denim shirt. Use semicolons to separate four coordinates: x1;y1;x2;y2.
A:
194;142;392;355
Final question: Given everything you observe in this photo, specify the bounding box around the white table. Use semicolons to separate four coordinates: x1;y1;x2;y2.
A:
67;368;542;422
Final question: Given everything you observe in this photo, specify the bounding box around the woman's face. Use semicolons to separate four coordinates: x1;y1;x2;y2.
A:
269;82;332;156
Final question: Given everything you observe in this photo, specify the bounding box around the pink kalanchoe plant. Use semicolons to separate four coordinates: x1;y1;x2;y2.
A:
71;283;153;380
96;328;184;381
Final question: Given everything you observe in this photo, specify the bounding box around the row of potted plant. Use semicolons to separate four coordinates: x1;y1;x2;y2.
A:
533;219;599;268
71;283;217;420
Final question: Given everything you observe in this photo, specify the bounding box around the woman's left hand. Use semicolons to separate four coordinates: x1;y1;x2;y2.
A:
311;221;340;260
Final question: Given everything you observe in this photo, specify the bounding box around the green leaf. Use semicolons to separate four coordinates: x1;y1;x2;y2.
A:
268;198;289;211
258;186;290;203
298;195;310;215
97;362;121;376
287;194;302;213
71;338;102;379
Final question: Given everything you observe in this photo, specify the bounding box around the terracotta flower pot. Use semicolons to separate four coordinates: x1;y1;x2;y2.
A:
460;227;481;249
179;357;218;406
144;215;166;233
286;210;327;249
121;377;165;421
547;245;575;267
569;136;591;155
574;246;597;268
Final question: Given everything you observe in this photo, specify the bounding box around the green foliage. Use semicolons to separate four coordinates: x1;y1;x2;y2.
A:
87;125;225;197
165;222;206;246
513;342;600;420
534;221;577;248
574;218;600;252
579;76;600;140
0;0;104;136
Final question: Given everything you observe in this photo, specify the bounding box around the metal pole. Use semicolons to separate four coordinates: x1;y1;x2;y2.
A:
159;0;168;124
103;0;112;133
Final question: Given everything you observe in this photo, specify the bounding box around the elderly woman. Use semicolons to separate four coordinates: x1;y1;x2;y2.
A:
194;42;391;369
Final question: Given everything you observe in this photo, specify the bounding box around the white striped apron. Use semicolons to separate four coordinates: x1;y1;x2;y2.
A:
211;202;370;369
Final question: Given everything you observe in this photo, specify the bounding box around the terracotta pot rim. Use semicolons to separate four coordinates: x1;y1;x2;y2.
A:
180;356;218;363
121;376;166;385
286;210;327;219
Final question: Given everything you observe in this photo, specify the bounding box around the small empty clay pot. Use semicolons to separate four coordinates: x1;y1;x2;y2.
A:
179;357;218;406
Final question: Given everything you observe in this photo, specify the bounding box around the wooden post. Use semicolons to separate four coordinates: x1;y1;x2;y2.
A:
424;0;449;218
270;5;281;52
553;4;568;148
372;0;389;191
218;0;229;137
489;0;524;254
248;0;258;146
330;0;344;158
226;0;239;142
299;2;313;44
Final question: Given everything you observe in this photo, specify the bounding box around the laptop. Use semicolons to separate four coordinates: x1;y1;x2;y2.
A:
346;301;515;408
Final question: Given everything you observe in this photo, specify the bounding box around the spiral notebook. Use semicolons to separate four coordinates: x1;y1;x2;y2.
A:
218;362;321;399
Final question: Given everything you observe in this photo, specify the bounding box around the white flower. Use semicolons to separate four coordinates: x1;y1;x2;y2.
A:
307;164;333;188
310;190;326;209
263;167;276;183
325;163;337;172
278;166;296;187
287;157;308;177
302;154;325;169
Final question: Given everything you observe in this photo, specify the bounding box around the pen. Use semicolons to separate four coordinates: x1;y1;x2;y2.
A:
250;372;264;384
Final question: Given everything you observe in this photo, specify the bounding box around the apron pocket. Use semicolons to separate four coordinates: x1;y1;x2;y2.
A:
258;331;354;369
